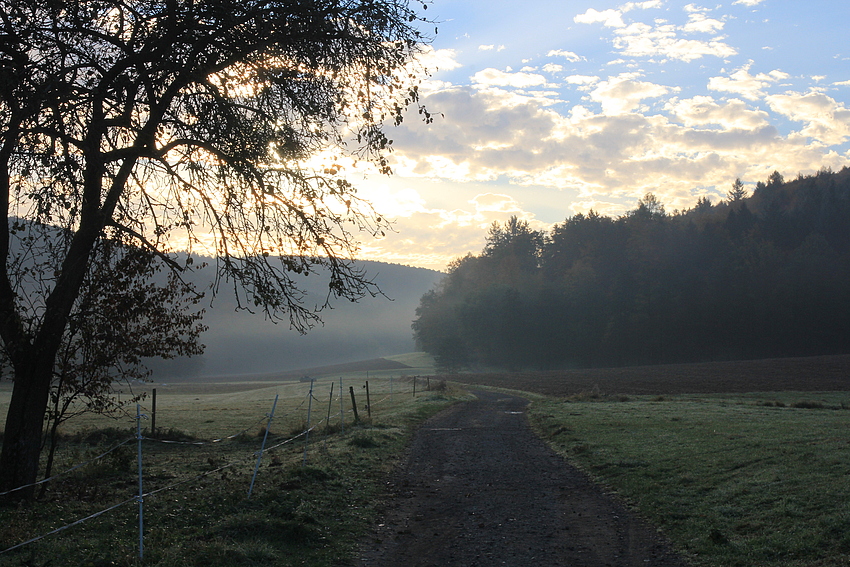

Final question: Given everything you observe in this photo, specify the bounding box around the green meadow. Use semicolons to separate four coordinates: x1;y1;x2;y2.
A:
0;374;464;567
528;391;850;567
4;354;850;567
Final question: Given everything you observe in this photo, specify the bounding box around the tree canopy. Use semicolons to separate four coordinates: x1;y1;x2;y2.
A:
414;169;850;373
0;0;432;498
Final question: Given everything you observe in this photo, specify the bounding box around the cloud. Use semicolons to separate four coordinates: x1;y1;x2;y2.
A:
472;68;548;89
666;95;771;130
683;12;725;34
368;19;850;269
708;63;789;100
470;193;528;214
389;83;847;214
356;185;548;269
479;44;506;52
574;0;661;27
625;1;663;9
415;46;463;74
589;74;675;114
566;75;601;90
575;3;735;62
733;0;765;5
547;49;585;62
613;22;737;61
364;114;844;271
766;91;850;145
575;8;626;27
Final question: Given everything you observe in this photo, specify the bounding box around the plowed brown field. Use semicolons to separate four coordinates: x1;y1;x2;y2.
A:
444;354;850;396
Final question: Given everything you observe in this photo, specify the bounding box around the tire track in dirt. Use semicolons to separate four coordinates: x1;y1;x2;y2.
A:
357;390;689;567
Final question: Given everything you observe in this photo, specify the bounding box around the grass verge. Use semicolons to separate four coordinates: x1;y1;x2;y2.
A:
528;391;850;567
0;379;465;567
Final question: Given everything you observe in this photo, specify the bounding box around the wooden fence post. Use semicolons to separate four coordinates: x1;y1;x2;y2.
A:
349;386;360;422
326;381;335;433
365;381;371;420
150;388;157;437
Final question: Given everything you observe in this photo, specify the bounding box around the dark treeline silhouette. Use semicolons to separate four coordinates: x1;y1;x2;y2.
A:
412;167;850;372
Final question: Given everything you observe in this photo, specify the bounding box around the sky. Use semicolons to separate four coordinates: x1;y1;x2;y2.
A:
352;0;850;271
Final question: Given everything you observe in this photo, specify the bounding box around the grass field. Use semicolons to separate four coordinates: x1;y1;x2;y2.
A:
525;392;850;566
0;373;464;566
4;353;850;566
448;356;850;567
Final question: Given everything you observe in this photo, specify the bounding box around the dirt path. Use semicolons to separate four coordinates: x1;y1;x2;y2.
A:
356;391;689;567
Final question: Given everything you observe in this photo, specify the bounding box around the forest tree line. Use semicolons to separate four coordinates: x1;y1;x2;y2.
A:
412;168;850;371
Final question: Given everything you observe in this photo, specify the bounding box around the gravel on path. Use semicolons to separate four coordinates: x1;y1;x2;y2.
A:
356;390;689;567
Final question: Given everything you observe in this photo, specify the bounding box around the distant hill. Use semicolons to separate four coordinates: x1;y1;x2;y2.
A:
148;260;443;378
194;353;438;383
3;220;443;380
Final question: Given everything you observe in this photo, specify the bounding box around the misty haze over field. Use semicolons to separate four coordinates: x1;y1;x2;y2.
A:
148;260;442;378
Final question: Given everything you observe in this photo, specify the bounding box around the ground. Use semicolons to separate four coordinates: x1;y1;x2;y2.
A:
356;390;689;567
446;355;850;397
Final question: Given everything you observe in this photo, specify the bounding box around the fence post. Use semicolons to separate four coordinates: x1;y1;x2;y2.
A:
136;404;144;560
303;380;315;466
151;388;157;438
326;381;334;434
413;376;417;397
339;377;345;434
349;386;360;422
248;394;279;498
365;381;371;420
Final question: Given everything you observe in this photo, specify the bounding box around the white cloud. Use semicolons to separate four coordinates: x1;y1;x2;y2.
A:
627;1;663;9
479;44;506;52
547;49;585;62
390;83;847;217
369;15;850;269
766;91;850;145
683;12;725;34
708;63;789;100
356;186;547;269
471;193;527;214
415;47;463;73
575;8;626;27
576;3;735;62
472;68;548;89
665;95;771;130
590;74;674;114
733;0;765;5
566;74;601;86
614;23;737;61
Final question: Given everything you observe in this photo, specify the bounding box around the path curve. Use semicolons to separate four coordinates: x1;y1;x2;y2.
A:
357;390;689;567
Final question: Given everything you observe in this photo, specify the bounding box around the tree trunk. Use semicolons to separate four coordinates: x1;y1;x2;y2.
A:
0;355;54;501
0;176;107;499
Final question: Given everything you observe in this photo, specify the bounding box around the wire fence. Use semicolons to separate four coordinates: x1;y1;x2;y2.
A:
0;374;436;559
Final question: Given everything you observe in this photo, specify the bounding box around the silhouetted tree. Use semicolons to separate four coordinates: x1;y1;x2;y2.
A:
0;0;431;499
728;178;747;202
40;240;205;490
